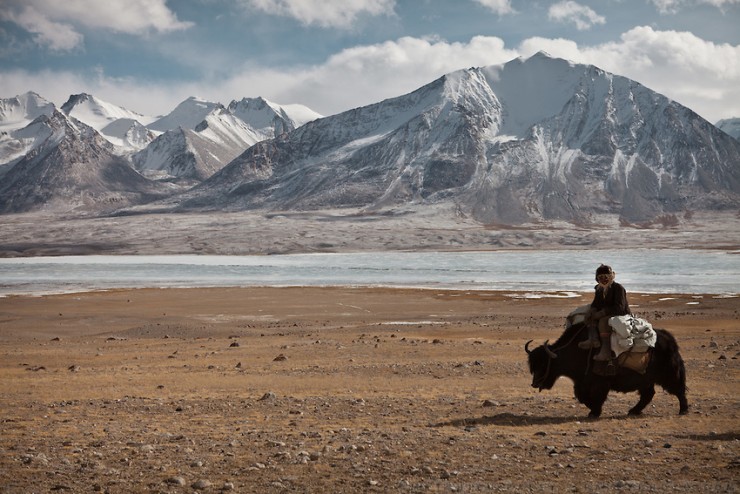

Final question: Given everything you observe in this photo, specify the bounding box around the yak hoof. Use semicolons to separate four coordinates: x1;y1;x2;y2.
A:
679;407;689;416
587;411;601;419
627;409;642;416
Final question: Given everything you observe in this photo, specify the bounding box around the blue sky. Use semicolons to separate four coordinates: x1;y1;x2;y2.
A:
1;0;739;123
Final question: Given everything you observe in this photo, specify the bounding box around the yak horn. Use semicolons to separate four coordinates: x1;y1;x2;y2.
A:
543;340;557;359
525;340;533;354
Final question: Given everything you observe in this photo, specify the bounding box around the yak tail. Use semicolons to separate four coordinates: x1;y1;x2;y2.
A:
655;328;688;393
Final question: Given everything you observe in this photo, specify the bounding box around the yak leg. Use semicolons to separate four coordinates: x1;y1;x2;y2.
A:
628;386;655;416
577;382;609;419
678;394;689;415
664;386;689;415
659;377;689;415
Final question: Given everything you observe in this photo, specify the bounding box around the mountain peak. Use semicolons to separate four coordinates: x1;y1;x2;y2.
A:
0;91;56;132
530;50;553;59
61;93;93;113
180;53;739;224
148;97;223;132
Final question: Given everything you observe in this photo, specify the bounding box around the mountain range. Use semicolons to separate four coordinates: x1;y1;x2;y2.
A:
1;52;738;223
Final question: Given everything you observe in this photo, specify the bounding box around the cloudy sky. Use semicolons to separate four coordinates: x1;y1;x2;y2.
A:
1;0;739;123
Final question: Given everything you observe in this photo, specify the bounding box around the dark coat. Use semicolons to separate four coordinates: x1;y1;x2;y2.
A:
590;281;631;317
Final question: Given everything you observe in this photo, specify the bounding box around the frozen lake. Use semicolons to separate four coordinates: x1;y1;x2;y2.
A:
0;249;737;296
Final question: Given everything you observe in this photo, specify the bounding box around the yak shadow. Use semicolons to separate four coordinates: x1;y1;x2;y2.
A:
430;412;589;428
675;432;740;442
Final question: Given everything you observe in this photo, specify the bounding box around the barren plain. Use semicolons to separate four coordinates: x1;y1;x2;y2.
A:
0;208;738;256
0;287;738;493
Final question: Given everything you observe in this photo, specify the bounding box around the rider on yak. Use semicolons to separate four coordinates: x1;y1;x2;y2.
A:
578;264;631;361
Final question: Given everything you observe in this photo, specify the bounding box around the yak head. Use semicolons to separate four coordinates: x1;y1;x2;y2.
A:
525;339;559;391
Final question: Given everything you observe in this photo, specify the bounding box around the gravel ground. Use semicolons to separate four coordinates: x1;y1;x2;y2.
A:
0;287;737;493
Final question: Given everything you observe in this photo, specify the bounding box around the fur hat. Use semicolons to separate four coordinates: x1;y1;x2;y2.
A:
595;264;615;281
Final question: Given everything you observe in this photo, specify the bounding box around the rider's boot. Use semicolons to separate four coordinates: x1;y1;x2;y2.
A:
578;325;601;349
593;333;612;361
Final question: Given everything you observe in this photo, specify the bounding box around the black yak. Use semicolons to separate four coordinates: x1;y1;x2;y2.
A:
525;321;688;418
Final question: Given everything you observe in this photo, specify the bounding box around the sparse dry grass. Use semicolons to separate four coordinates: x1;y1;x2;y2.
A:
1;288;738;492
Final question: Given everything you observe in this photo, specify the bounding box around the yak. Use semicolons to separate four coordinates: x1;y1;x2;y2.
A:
525;321;688;418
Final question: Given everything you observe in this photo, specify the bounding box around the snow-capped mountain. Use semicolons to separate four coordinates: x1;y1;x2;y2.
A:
60;93;156;152
0;92;58;174
0;88;320;213
0;91;55;132
0;110;168;213
132;96;321;181
132;124;242;182
178;52;739;223
717;118;740;140
228;97;322;136
147;96;222;133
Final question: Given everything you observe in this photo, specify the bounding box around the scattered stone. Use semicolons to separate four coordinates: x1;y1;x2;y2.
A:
51;337;61;341
165;476;186;486
223;482;235;490
68;365;80;372
616;480;641;488
191;479;212;490
259;392;277;401
230;341;240;347
273;354;287;361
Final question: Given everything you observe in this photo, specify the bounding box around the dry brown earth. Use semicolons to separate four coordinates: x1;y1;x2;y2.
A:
0;287;738;493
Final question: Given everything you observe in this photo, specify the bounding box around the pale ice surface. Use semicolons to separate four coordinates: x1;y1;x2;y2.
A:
0;249;737;297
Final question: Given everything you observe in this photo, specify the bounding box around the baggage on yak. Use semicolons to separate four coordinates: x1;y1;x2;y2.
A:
608;314;657;356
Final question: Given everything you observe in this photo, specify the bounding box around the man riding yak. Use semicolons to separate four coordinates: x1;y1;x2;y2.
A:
578;264;631;361
525;263;689;417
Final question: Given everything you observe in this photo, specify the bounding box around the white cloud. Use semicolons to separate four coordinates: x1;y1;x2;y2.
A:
649;0;740;13
0;0;192;52
0;6;83;51
548;1;606;30
3;30;738;125
0;35;518;117
265;35;519;114
245;0;396;28
472;0;515;15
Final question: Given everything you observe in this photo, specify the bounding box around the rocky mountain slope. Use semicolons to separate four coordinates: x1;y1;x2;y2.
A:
131;97;320;182
0;92;57;174
0;111;170;214
0;53;737;223
177;52;740;224
61;93;157;152
0;92;323;211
